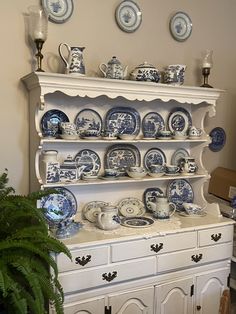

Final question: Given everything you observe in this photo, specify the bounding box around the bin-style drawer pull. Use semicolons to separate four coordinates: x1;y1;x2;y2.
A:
75;254;91;266
211;233;222;242
150;243;163;253
102;271;117;282
191;253;203;263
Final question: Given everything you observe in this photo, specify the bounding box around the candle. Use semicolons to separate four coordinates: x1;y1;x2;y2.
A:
202;62;211;68
33;30;46;40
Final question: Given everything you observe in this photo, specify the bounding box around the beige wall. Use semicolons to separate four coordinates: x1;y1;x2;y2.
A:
0;0;235;194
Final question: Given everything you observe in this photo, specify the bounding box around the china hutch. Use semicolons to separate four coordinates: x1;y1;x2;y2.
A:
22;72;234;314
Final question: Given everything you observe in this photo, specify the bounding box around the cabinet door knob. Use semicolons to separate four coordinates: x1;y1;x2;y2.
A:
191;253;203;263
102;271;117;282
196;305;201;311
75;254;91;266
211;233;222;242
150;243;163;253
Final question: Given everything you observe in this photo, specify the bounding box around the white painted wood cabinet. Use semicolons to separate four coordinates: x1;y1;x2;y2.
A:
22;72;234;314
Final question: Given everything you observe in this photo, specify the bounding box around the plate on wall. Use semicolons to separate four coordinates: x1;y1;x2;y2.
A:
75;108;102;137
143;148;166;171
41;109;69;138
167;107;192;133
115;0;142;33
105;144;141;175
142;112;165;138
143;187;164;212
169;11;192;42
104;107;141;136
41;0;74;23
118;197;145;217
74;149;101;176
167;179;194;210
209;127;226;152
40;187;77;226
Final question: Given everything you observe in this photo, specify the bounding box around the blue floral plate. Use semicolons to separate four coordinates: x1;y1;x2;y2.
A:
209;127;226;152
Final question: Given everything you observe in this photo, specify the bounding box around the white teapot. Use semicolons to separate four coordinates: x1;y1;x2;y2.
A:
149;197;176;219
97;205;121;230
99;56;128;79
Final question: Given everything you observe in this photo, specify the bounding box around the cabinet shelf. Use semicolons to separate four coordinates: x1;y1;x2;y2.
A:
41;173;207;188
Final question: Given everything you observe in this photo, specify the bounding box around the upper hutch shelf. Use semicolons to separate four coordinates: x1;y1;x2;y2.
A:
22;72;223;108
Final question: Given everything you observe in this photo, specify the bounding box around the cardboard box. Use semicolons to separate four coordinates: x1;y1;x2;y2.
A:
208;167;236;201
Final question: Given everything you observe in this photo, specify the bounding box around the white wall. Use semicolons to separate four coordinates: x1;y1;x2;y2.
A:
0;0;235;193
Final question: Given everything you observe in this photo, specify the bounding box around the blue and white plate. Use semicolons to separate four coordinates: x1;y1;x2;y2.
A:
105;144;141;175
118;197;145;217
167;107;192;133
143;148;166;171
104;107;141;136
171;148;190;166
143;187;164;212
41;109;69;138
209;127;226;152
74;149;101;176
75;109;102;137
40;187;77;226
142;112;165;138
167;179;194;210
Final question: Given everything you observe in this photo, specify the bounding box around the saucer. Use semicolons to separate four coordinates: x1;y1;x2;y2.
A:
173;136;187;140
100;176;119;180
178;211;207;218
148;172;165;178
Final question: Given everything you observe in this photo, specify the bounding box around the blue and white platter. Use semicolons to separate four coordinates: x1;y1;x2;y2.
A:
40;187;77;226
41;109;69;138
171;148;190;166
74;149;101;176
75;108;102;137
167;107;192;133
209;127;226;152
167;179;194;210
143;187;164;212
142;112;165;138
105;144;141;175
104;107;141;136
143;148;166;171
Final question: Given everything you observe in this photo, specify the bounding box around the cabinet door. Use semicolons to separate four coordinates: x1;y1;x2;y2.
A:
59;297;105;314
108;286;154;314
195;268;229;314
155;277;194;314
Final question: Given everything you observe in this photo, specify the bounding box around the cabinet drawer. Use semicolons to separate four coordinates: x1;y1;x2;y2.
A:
59;256;156;294
111;231;197;262
56;245;109;272
198;225;234;247
158;242;232;272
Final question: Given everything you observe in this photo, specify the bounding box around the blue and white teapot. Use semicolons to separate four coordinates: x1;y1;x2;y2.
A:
99;56;128;79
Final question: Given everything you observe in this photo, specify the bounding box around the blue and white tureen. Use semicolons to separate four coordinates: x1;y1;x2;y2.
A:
129;62;160;83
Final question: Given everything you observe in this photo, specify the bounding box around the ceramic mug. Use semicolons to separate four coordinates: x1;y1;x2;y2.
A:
180;157;198;175
164;64;186;85
165;164;180;175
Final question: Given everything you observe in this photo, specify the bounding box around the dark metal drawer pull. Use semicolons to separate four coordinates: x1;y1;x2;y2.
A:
102;271;117;282
211;233;222;242
75;254;91;266
150;243;163;253
191;253;203;263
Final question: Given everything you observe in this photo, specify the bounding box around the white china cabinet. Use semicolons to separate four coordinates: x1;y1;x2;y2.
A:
22;72;234;314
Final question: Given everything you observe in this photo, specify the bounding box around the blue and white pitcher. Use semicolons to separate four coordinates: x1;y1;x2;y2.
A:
58;43;85;75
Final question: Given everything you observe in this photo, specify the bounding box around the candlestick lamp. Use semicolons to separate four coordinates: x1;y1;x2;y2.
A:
201;50;213;88
28;5;48;72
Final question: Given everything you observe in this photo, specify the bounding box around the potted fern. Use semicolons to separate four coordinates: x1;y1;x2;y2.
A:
0;170;71;314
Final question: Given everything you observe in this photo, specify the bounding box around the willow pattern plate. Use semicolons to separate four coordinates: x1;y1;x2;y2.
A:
167;179;194;210
167;107;192;133
118;198;145;217
142;112;165;138
121;216;154;228
143;148;166;171
75;108;102;137
143;187;164;212
74;149;101;176
41;109;69;138
40;187;77;226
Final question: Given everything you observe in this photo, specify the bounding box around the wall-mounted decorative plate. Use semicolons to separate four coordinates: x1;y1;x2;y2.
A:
41;0;74;23
115;0;142;33
169;11;192;42
209;127;226;152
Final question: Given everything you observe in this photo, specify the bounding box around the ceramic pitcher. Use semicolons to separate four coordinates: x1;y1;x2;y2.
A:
58;43;85;75
97;205;120;230
149;197;176;219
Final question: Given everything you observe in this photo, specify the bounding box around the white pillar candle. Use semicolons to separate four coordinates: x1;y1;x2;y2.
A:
203;62;211;68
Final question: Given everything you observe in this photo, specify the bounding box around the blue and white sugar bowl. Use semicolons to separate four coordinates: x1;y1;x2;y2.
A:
129;62;160;83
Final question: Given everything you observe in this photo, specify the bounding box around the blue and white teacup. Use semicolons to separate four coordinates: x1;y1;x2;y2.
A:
165;164;180;175
188;126;203;138
173;130;187;139
158;130;172;138
149;165;166;174
104;168;119;178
